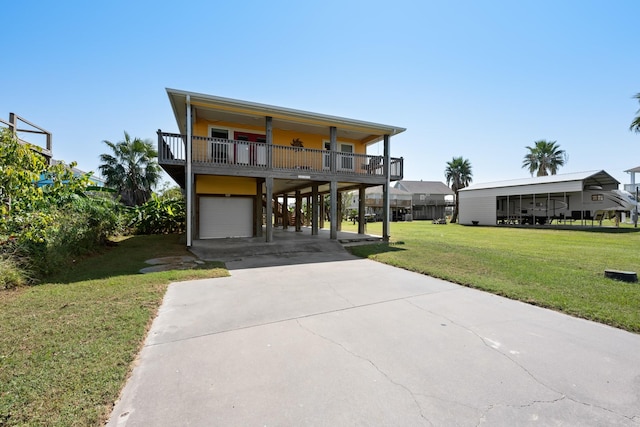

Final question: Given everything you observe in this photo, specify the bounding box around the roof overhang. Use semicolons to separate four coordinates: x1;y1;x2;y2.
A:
460;170;620;193
624;166;640;173
166;88;406;146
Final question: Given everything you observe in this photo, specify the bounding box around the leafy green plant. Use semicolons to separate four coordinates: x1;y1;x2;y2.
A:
0;128;47;218
127;194;185;235
0;254;28;289
1;129;123;283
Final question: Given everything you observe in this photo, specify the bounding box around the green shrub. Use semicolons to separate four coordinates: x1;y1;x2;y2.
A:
128;195;185;235
0;252;28;289
5;196;122;281
1;129;125;283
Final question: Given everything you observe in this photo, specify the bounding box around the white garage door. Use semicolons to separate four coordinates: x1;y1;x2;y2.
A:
199;197;253;239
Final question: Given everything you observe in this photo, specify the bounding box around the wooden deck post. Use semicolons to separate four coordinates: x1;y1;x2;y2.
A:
185;95;193;246
330;181;338;239
265;177;273;242
358;185;366;234
382;134;390;242
255;179;263;237
282;194;289;229
295;190;302;232
312;185;319;235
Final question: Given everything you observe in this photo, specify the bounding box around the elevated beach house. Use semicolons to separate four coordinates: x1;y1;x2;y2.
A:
158;89;405;246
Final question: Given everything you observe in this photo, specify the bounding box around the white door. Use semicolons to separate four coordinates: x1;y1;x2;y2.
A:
199;197;253;239
323;142;354;171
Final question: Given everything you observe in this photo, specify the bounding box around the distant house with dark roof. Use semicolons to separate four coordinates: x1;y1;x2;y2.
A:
394;180;454;220
346;186;412;222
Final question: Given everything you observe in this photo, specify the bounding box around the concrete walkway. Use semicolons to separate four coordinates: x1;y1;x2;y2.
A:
108;254;640;426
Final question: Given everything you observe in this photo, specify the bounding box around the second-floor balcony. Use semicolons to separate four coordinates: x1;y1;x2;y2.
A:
158;132;403;183
624;184;640;194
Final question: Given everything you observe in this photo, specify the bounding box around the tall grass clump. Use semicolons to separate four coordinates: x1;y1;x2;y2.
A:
0;254;28;289
2;196;122;283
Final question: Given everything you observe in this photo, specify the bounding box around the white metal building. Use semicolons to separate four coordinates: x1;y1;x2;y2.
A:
458;170;621;226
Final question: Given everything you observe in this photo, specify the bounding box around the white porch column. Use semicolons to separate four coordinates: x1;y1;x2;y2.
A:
185;95;193;247
382;134;391;242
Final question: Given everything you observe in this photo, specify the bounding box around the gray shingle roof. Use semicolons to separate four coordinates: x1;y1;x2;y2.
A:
394;180;454;195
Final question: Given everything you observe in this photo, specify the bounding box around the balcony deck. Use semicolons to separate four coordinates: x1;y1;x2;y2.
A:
158;132;403;187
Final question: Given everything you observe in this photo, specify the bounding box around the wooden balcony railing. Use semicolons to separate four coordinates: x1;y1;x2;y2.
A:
158;132;403;180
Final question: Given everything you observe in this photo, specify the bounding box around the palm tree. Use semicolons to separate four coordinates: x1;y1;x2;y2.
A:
445;156;473;224
522;140;566;177
99;132;161;206
630;93;640;133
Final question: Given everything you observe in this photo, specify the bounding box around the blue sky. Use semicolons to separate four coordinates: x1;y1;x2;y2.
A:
2;0;639;186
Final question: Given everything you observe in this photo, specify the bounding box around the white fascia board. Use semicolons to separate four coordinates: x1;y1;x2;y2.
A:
166;88;406;137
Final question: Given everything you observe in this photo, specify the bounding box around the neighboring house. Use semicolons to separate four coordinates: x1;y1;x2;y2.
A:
1;113;104;188
624;166;640;194
346;186;412;222
1;112;53;164
458;170;624;226
0;113;105;187
157;89;405;245
394;180;454;220
37;160;106;188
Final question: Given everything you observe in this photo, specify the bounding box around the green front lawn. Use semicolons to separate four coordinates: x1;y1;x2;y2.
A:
0;234;228;427
3;222;640;426
346;220;640;333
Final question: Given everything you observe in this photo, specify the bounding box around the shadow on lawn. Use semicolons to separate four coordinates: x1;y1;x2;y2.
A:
347;242;408;258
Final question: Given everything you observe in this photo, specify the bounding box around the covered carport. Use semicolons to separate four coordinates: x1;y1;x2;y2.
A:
458;171;620;226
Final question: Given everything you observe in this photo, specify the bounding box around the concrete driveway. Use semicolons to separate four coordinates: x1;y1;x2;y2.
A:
108;254;640;426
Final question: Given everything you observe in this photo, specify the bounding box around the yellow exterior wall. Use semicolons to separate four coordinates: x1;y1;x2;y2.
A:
192;119;365;155
196;175;256;195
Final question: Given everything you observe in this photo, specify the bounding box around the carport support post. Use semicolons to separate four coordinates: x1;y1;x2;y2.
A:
382;134;391;242
265;177;273;242
312;185;319;235
330;181;338;239
295;190;302;232
358;185;366;234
